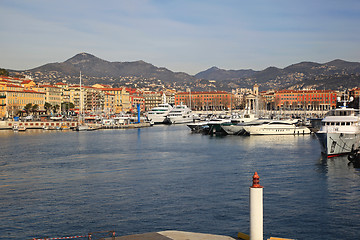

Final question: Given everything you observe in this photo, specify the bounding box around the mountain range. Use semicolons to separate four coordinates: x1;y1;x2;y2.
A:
10;52;360;91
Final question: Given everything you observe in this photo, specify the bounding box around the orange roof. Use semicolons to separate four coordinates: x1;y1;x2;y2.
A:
0;79;11;82
4;89;45;94
21;80;33;84
276;89;335;93
5;83;24;88
39;85;60;88
177;91;229;95
100;88;123;91
98;84;112;88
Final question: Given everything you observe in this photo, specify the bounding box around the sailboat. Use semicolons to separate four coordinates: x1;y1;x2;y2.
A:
74;72;91;131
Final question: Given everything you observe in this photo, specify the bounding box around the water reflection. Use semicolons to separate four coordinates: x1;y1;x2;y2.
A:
1;125;360;240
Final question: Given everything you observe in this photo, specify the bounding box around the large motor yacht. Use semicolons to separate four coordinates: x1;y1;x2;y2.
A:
146;103;173;124
242;119;311;135
221;112;258;135
315;103;360;158
165;104;194;124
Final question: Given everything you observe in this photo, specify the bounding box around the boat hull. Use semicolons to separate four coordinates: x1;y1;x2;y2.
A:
315;132;360;157
207;122;229;135
221;123;245;135
243;125;311;135
147;115;167;124
166;116;194;124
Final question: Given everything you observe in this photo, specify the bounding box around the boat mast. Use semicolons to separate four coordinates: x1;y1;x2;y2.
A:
230;92;232;115
80;71;83;115
189;88;191;110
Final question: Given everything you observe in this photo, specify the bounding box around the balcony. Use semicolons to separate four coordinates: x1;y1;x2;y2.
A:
0;95;6;98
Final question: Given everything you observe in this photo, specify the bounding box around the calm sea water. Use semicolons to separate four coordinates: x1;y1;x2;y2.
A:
0;125;359;240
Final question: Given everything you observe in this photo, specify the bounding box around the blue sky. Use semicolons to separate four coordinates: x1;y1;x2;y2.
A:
1;0;360;75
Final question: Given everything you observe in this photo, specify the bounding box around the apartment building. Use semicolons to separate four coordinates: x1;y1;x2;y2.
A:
0;83;45;118
126;88;145;112
175;91;232;111
274;89;337;110
38;85;62;110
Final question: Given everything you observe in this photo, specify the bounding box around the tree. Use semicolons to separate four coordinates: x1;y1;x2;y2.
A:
24;103;33;114
44;102;52;114
32;104;39;113
61;102;75;114
0;68;9;76
52;104;60;113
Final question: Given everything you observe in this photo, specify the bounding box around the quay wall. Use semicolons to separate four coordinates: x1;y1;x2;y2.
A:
0;121;152;130
0;121;79;130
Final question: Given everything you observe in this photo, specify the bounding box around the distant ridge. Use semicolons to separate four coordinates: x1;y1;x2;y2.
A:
7;53;360;91
195;66;257;80
30;52;195;82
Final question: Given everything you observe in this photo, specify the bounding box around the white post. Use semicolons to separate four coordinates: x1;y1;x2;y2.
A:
250;172;263;240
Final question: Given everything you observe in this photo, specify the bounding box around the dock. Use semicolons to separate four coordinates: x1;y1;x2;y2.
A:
104;231;235;240
102;231;294;240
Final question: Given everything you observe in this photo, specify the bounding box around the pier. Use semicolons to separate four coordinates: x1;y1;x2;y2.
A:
105;231;235;240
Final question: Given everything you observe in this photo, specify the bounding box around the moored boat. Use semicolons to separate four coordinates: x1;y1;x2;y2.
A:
186;121;209;133
165;104;194;124
206;118;231;135
221;112;258;135
243;119;310;135
146;103;173;124
315;102;360;157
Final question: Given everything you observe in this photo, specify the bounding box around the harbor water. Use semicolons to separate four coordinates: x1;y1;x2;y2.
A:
0;125;359;240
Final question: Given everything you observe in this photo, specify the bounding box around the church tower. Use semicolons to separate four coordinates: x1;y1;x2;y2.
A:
253;84;259;96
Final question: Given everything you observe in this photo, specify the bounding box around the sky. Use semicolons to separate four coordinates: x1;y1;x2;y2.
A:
1;0;360;75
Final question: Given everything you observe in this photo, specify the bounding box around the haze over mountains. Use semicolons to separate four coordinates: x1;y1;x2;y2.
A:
9;53;360;91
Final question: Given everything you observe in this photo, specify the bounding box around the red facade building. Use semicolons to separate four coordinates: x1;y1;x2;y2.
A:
274;90;337;110
175;91;232;111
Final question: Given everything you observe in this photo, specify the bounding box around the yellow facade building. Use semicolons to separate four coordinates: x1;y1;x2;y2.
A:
38;85;62;111
98;88;130;113
0;83;45;118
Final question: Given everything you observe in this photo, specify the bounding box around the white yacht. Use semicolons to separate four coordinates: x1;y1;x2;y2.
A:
221;112;258;135
243;119;311;135
206;118;232;135
146;103;173;124
186;121;209;132
315;105;360;158
165;104;194;124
